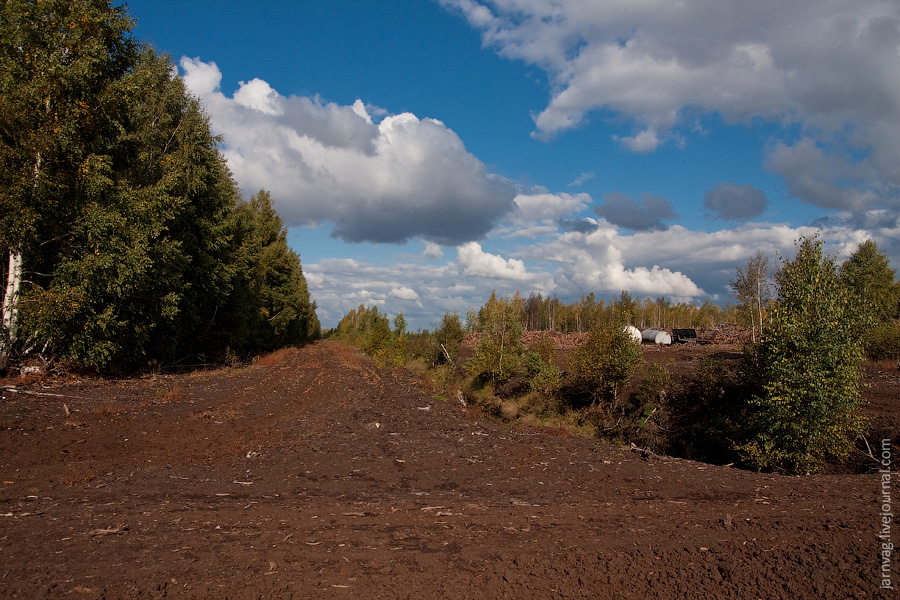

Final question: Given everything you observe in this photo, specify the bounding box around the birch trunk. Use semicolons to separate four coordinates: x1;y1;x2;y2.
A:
0;248;23;370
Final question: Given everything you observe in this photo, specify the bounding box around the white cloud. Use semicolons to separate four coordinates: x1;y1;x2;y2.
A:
391;286;420;300
616;128;661;153
456;242;531;280
441;0;900;213
422;241;444;259
179;58;517;245
233;78;282;115
512;192;590;223
179;57;222;95
568;171;595;187
529;227;705;297
304;217;888;329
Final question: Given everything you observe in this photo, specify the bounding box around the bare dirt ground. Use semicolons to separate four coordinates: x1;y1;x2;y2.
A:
0;341;895;599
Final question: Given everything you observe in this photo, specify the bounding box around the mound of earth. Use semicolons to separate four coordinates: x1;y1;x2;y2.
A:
0;341;893;599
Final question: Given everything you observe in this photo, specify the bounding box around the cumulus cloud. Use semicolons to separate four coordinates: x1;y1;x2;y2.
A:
422;241;444;259
391;286;420;300
233;78;282;116
615;128;661;153
703;183;769;221
440;0;900;212
304;216;885;329
525;227;705;298
456;242;531;280
512;192;590;223
179;58;517;245
593;192;677;231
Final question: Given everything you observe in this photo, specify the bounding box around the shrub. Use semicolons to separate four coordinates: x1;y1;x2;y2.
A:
524;351;562;395
435;312;465;364
738;236;866;474
568;321;643;406
629;362;672;452
866;320;900;362
467;293;524;384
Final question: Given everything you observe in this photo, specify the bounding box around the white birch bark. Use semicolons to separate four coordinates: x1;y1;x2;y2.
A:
0;248;23;369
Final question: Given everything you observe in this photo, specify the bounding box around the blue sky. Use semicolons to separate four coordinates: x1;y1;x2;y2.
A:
124;0;900;329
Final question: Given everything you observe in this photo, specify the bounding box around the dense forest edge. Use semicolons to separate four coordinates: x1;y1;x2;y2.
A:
331;236;900;476
0;0;319;373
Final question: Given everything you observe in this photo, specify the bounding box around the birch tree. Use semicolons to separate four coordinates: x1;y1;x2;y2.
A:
729;251;772;342
0;0;134;367
739;236;865;474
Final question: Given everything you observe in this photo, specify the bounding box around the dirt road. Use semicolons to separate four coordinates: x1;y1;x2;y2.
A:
0;342;890;598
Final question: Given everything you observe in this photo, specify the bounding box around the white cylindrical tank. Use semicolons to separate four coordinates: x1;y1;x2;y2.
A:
623;325;642;344
641;329;672;345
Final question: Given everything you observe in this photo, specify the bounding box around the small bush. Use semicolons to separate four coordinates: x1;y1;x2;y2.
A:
866;320;900;362
467;293;524;384
568;321;642;406
524;351;562;395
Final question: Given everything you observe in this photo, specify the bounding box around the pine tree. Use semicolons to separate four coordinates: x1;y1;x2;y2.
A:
223;190;319;353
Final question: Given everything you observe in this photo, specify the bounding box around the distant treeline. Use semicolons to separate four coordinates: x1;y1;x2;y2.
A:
0;0;318;371
333;237;899;475
335;290;739;341
475;290;739;333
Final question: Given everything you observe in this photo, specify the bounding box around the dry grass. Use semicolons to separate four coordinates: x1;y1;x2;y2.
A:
155;384;185;404
254;347;299;368
500;400;520;421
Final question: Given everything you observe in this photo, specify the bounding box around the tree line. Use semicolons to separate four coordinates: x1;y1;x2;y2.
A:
0;0;319;371
335;236;899;475
472;291;739;334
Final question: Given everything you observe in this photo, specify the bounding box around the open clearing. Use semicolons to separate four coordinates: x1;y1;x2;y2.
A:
0;341;895;599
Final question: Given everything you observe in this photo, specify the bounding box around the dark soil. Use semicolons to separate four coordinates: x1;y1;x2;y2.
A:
0;341;895;599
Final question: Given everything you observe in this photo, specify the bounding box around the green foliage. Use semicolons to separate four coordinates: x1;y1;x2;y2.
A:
0;0;136;251
636;362;671;407
568;321;643;405
629;362;672;452
738;236;866;474
467;292;524;384
393;312;407;337
839;239;899;361
867;320;900;362
13;44;243;368
524;351;562;395
403;311;465;373
334;305;404;368
524;333;561;394
435;312;465;363
221;190;319;354
839;239;897;325
665;355;747;464
0;2;319;370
